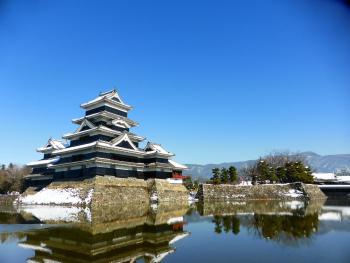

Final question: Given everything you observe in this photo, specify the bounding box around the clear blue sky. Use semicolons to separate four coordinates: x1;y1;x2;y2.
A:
0;0;349;165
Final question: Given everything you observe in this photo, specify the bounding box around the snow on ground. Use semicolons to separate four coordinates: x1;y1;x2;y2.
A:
312;173;336;181
238;181;252;186
167;216;184;225
283;189;303;198
18;205;91;222
16;188;92;206
166;178;183;184
336;176;350;183
319;212;342;221
285;200;305;210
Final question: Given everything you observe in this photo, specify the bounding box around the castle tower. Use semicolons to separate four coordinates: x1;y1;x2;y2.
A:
26;89;187;186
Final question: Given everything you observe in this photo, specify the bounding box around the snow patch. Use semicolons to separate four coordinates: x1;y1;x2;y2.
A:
16;188;93;206
285;200;304;210
319;212;342;221
166;178;183;184
167;216;184;225
284;189;303;198
150;193;158;202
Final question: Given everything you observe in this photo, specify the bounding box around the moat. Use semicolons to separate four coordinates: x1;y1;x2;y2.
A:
0;198;350;263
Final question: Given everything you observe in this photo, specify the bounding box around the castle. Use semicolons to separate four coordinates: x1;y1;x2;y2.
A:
26;89;187;187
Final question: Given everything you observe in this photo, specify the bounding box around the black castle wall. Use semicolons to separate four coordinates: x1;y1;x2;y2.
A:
86;105;127;117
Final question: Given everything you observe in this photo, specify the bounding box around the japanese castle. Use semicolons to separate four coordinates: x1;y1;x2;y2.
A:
26;89;187;187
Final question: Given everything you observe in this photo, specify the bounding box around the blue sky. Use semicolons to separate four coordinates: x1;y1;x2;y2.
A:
0;0;349;165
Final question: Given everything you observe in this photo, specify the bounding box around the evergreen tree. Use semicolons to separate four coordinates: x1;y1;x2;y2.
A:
211;168;221;184
228;166;238;184
269;166;278;183
183;177;193;190
276;166;286;183
1;164;5;171
220;168;229;184
257;160;270;183
193;180;199;190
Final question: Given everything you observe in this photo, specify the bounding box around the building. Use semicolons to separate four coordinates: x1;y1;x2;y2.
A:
26;89;187;188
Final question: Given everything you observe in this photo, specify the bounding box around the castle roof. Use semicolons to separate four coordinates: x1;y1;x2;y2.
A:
145;142;173;156
37;139;66;153
27;156;60;167
168;160;188;170
80;89;132;111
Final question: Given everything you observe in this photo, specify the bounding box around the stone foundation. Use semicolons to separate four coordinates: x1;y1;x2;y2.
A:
18;176;189;207
196;182;326;202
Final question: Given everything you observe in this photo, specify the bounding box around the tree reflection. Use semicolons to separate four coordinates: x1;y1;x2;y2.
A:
212;212;319;245
248;213;318;243
212;215;240;235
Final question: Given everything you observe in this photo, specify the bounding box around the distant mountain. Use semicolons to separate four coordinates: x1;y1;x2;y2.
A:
184;152;350;181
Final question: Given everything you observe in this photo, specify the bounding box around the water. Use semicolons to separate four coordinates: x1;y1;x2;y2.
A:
0;198;350;263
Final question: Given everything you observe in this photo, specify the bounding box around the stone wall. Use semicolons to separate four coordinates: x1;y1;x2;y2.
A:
18;176;188;207
149;179;189;204
196;182;326;202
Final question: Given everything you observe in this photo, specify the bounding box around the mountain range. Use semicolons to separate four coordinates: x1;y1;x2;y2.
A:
183;152;350;181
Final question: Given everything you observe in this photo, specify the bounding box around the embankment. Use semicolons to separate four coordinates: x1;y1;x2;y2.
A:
16;176;189;207
196;182;326;202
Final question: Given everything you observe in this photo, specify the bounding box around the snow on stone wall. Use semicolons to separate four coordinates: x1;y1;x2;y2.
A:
16;188;93;206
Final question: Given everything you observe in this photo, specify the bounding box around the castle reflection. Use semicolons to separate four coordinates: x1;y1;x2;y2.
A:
13;203;190;263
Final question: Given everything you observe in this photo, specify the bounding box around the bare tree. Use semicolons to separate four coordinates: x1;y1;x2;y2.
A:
263;151;308;168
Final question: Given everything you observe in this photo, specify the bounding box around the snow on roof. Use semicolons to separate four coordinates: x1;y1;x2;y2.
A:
145;142;172;155
169;159;188;170
27;157;60;167
37;139;66;152
72;111;138;126
52;142;97;154
312;173;336;181
50;140;65;149
112;119;131;128
80;89;131;109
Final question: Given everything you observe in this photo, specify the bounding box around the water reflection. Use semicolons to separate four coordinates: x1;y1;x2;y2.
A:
18;223;187;262
1;198;350;262
197;199;325;246
1;203;190;263
212;215;240;235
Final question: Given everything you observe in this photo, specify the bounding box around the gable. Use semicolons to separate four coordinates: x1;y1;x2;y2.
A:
75;118;96;133
111;133;139;151
115;140;135;149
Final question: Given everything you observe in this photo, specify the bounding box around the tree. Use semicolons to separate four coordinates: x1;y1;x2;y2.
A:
269;166;278;183
183;177;194;190
220;168;229;184
211;168;221;184
193;180;199;190
276;166;287;183
1;165;5;171
240;162;259;185
228;166;238;184
257;159;271;183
